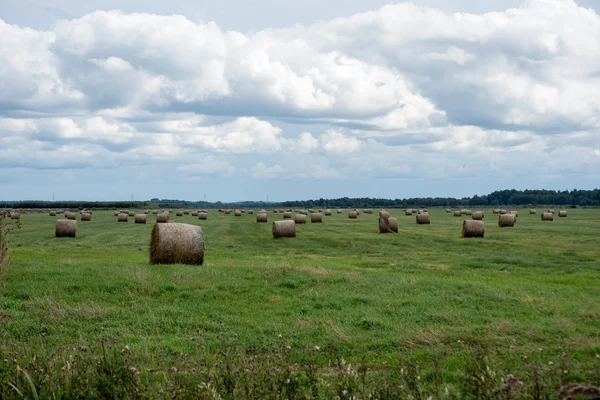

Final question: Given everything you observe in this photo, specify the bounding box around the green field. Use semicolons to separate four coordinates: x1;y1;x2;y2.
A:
1;208;599;399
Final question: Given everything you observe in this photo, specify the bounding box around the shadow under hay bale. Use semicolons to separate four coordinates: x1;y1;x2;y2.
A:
56;220;76;238
498;214;516;227
135;214;147;224
462;220;484;238
150;223;204;265
272;220;296;238
379;217;398;233
256;213;268;223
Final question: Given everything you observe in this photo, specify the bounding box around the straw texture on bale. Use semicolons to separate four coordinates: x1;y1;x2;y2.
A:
156;213;168;223
198;212;208;220
294;214;307;224
405;209;413;216
530;209;536;214
256;213;268;223
308;209;314;213
153;210;158;214
460;209;467;215
80;213;92;222
114;211;119;216
453;210;462;217
325;209;332;216
128;212;135;217
283;212;292;219
150;223;204;265
493;209;500;214
558;211;567;217
379;217;398;233
272;220;296;238
311;213;323;223
349;211;358;219
65;212;76;220
184;210;189;215
471;212;484;220
118;213;128;222
465;210;472;215
541;213;554;221
235;210;242;216
135;214;147;224
192;211;198;216
416;214;431;224
498;214;516;227
446;209;451;213
248;210;254;214
55;220;77;238
462;220;485;238
364;209;373;214
176;211;183;217
49;211;56;216
379;210;390;219
499;210;507;214
225;210;231;214
337;209;343;214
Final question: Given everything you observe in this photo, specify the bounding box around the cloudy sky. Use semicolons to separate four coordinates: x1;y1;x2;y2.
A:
1;0;599;202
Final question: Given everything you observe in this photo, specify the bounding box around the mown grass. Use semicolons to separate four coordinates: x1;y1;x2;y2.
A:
1;208;599;398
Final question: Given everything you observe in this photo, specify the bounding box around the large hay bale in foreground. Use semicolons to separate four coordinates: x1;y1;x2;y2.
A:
65;212;76;220
283;212;292;219
272;220;296;238
49;211;56;216
416;214;431;224
294;214;307;224
348;211;358;219
156;213;168;223
453;210;462;217
379;217;398;233
311;213;323;223
471;212;484;220
379;210;390;219
118;213;128;223
198;212;208;220
462;220;484;238
135;214;147;224
498;214;516;227
256;213;268;223
150;223;205;265
541;212;553;221
558;210;567;217
80;213;92;222
56;220;77;238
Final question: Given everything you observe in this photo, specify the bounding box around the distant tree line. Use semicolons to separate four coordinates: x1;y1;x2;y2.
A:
1;189;599;209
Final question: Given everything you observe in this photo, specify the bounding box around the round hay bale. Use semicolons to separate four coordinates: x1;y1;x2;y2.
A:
465;210;472;216
153;210;158;215
256;213;268;223
128;211;135;217
118;213;129;223
498;214;516;227
349;211;358;219
379;210;390;219
460;209;467;215
411;209;418;214
364;209;373;214
499;209;507;215
337;209;343;214
446;208;451;213
225;210;231;215
150;223;204;265
248;210;254;214
235;210;242;217
135;214;147;224
299;210;308;215
379;217;398;233
416;214;431;224
81;212;92;222
156;213;169;223
294;214;307;224
325;209;332;216
259;209;267;214
114;211;119;216
453;210;462;217
541;212;553;221
558;210;567;217
510;211;518;217
548;209;555;214
493;209;500;214
471;212;484;220
462;220;484;238
65;212;76;220
308;209;315;213
241;209;246;213
192;211;199;216
404;209;412;216
529;209;536;214
49;211;56;216
311;213;323;223
273;210;278;213
176;211;183;217
10;212;20;220
272;220;296;238
283;212;292;219
55;220;77;238
144;210;149;214
184;210;190;215
198;212;208;220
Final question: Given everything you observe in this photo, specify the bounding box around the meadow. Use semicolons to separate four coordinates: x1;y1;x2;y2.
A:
1;208;599;399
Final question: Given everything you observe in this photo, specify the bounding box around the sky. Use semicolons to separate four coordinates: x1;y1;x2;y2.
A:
1;0;600;202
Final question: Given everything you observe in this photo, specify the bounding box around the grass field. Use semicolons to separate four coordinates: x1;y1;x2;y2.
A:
1;208;600;399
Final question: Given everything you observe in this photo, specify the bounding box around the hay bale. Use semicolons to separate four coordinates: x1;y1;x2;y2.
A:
411;209;418;214
493;209;500;214
364;209;373;214
462;220;484;238
184;210;190;215
272;220;296;238
453;210;462;217
460;209;467;215
81;212;92;222
498;214;516;227
465;210;472;216
225;210;231;215
308;209;315;213
55;220;77;238
114;211;119;216
118;213;128;223
10;212;20;220
379;210;390;219
235;210;242;217
349;211;358;219
65;212;76;220
135;214;147;224
499;210;507;215
510;211;518;217
325;209;332;216
337;209;343;214
198;212;208;220
144;210;149;214
48;210;56;217
153;210;158;214
192;210;198;216
150;223;205;265
294;214;307;224
311;213;323;223
273;210;278;213
156;213;169;223
256;213;268;223
548;209;555;214
379;217;398;233
558;210;567;217
471;212;484;220
541;212;554;221
128;211;135;217
405;209;413;216
283;212;292;219
416;214;431;224
446;208;451;213
529;209;536;215
176;211;183;217
248;210;254;214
